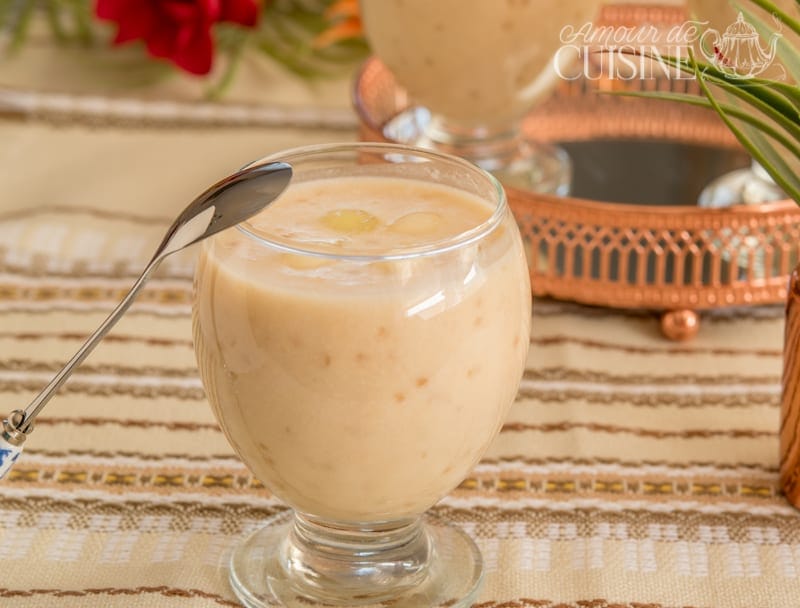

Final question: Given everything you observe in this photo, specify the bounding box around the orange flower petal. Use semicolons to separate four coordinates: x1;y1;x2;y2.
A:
313;17;362;49
324;0;359;20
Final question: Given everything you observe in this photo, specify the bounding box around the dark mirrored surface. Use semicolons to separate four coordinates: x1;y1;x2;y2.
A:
562;140;751;205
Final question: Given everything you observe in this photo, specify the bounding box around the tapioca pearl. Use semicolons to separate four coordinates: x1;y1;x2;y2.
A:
388;212;443;236
320;209;379;234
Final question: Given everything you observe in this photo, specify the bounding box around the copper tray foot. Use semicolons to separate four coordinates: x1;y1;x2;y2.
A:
660;309;700;342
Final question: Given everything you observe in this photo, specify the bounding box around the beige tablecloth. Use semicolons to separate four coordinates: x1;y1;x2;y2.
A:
1;40;798;608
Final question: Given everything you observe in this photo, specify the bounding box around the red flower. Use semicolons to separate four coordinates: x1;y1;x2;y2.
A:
95;0;260;75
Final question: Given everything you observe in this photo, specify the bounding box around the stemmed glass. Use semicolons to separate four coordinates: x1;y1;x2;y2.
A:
192;143;532;607
358;0;603;194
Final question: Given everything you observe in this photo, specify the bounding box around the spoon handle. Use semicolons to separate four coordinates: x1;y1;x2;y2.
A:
0;259;161;479
23;261;163;433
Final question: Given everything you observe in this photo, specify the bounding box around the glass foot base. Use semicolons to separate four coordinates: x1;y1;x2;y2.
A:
229;511;483;608
383;106;572;195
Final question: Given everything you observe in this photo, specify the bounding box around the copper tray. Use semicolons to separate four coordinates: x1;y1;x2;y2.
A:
352;5;800;340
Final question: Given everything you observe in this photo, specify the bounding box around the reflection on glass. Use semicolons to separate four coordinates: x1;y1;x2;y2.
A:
359;0;603;194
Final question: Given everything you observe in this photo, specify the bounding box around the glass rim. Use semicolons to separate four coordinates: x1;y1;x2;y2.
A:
234;142;507;262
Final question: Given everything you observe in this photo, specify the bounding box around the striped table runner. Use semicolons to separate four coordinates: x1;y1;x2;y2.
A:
0;88;798;607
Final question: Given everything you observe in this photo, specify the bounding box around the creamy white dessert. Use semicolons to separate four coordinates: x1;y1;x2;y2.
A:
193;175;531;522
360;0;602;126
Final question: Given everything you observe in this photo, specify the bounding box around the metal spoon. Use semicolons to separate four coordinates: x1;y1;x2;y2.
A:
0;161;293;478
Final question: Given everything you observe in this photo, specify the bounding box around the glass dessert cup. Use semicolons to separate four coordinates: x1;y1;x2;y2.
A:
192;143;532;607
382;106;574;196
358;0;602;195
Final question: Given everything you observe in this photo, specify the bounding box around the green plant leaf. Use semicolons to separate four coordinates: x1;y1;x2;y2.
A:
615;90;800;162
645;51;800;124
694;59;800;202
64;0;96;45
206;27;250;100
746;0;800;36
0;0;16;31
5;0;37;53
45;0;69;43
716;83;800;181
696;64;796;121
246;0;366;79
711;78;800;144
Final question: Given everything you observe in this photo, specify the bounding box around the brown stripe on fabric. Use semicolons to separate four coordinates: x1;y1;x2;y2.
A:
0;304;191;318
532;302;656;319
477;456;777;473
23;449;240;462
0;283;191;305
0;359;198;378
0;591;694;608
33;417;218;432
0;332;194;348
0;256;190;280
0;88;357;131
0;495;284;522
524;368;781;386
3;469;255;495
457;476;779;501
21;451;777;474
706;308;786;321
532;335;782;358
473;602;690;608
533;300;784;321
473;602;692;608
4;469;263;494
0;381;776;408
0;374;776;408
22;359;777;385
5;456;777;500
3;497;800;541
0;378;204;400
0;204;172;225
3;456;779;502
518;387;777;408
501;421;776;440
0;586;238;607
16;360;776;393
432;506;800;540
